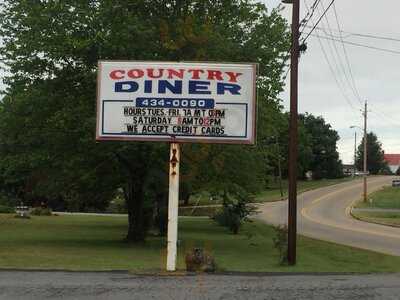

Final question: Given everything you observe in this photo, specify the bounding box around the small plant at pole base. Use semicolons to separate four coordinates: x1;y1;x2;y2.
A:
272;225;288;265
185;248;216;273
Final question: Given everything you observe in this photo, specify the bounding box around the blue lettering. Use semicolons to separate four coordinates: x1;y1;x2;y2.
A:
115;81;139;92
144;80;152;93
217;83;241;95
158;80;182;94
188;81;211;95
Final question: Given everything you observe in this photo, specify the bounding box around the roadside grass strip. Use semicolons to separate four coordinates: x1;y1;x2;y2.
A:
353;186;400;226
1;213;400;272
254;177;355;203
355;186;400;209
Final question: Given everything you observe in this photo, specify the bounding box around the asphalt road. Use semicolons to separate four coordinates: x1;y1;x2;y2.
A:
1;271;400;300
256;176;400;256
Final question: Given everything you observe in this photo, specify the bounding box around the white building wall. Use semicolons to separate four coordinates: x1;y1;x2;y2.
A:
389;165;399;173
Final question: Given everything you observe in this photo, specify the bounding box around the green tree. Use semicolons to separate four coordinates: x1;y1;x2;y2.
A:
299;113;343;179
356;132;387;175
0;0;290;241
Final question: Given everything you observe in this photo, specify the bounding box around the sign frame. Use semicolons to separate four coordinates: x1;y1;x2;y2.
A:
96;60;258;145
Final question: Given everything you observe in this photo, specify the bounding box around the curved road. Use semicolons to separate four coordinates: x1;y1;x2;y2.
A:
256;176;400;256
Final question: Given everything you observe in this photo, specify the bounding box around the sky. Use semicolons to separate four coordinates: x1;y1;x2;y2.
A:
261;0;400;164
1;0;399;164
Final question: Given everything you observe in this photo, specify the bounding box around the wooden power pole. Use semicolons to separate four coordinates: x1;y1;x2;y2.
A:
363;101;368;202
287;0;300;266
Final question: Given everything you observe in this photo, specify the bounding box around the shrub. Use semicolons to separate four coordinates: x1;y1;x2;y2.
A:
106;193;127;214
272;225;288;265
212;188;257;234
0;205;14;214
30;207;52;216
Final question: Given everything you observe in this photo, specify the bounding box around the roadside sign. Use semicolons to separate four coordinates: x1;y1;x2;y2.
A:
96;61;257;144
96;60;258;272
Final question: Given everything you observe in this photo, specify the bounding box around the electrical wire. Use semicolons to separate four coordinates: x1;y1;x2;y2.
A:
315;1;361;108
370;109;400;127
303;32;400;55
302;0;358;113
299;0;322;37
332;3;363;105
302;0;335;43
304;25;400;43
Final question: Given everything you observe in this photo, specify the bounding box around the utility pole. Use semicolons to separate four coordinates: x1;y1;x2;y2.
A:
275;135;284;200
353;131;357;177
363;101;368;202
287;0;300;266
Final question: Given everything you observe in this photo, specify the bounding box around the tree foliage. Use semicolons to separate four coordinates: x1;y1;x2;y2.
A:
356;132;387;175
0;1;291;241
299;113;343;179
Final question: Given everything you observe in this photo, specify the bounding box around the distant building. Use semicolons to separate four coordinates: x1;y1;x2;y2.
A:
384;154;400;174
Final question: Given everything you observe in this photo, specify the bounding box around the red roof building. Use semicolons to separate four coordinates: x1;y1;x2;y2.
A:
384;154;400;173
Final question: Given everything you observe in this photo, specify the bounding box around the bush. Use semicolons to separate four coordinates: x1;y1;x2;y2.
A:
213;207;241;233
0;205;14;214
212;189;257;234
0;192;17;207
106;193;127;214
272;225;288;265
30;207;52;216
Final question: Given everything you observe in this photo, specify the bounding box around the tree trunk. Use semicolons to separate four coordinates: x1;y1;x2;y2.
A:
124;180;146;242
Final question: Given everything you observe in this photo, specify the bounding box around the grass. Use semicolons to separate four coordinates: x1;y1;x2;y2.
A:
352;211;400;227
183;177;355;207
254;177;354;203
1;213;400;272
355;186;400;209
353;186;400;226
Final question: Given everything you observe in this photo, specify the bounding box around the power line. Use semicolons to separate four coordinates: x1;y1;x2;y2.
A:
304;25;400;43
299;0;322;37
303;32;400;55
316;1;361;108
332;3;363;105
370;109;400;127
302;0;358;113
302;0;335;43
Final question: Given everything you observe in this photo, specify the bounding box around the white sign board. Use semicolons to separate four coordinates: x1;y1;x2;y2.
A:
96;61;257;144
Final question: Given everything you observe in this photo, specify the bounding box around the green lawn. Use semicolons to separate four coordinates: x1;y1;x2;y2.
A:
356;186;400;209
353;186;400;226
184;177;355;207
255;177;355;203
352;211;400;227
1;213;400;272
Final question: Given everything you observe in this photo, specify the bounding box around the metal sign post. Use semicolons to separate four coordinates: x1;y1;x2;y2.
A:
167;142;180;271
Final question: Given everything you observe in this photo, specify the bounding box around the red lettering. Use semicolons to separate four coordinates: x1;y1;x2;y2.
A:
188;69;204;80
225;72;242;83
127;69;144;79
167;69;185;79
207;70;223;81
147;68;164;78
109;70;125;80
